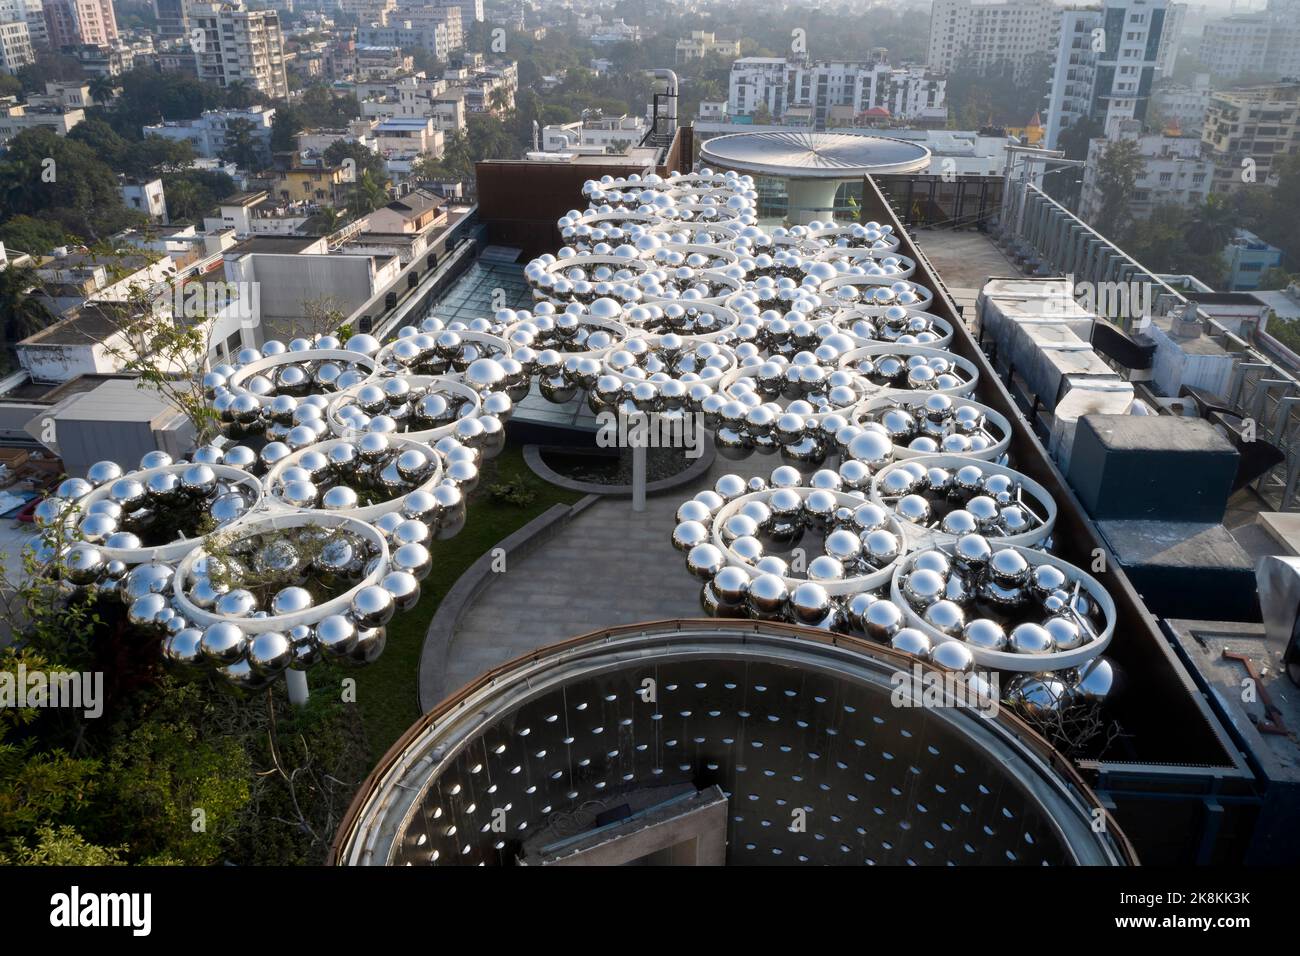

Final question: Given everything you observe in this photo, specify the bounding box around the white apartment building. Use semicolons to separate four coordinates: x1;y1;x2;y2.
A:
541;115;646;154
1044;0;1179;150
1151;73;1210;132
394;0;480;23
143;106;276;160
120;177;168;223
0;18;32;74
190;2;288;100
927;0;1062;81
358;6;462;60
728;57;790;118
1078;120;1211;222
728;58;947;127
1197;7;1300;82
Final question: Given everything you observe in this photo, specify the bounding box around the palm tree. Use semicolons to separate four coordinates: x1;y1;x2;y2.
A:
0;266;56;344
351;173;389;216
1186;194;1238;256
225;80;253;109
88;76;115;106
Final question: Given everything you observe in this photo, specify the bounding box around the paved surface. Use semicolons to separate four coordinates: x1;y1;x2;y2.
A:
430;449;775;703
910;228;1021;330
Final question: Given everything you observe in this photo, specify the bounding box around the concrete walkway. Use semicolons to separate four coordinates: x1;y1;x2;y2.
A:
423;449;775;705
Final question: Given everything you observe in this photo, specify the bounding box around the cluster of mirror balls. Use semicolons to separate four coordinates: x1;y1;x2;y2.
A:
672;467;1114;709
875;461;1047;540
28;325;515;689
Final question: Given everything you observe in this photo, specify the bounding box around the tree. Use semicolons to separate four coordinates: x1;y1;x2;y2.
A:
1185;193;1237;257
220;117;262;172
0;264;56;344
271;106;305;153
301;294;347;337
1258;267;1294;291
225;80;254;110
0;215;68;257
324;140;386;184
100;286;221;441
350;171;390;216
161;169;234;223
0;129;141;241
1092;138;1143;239
88;75;115;106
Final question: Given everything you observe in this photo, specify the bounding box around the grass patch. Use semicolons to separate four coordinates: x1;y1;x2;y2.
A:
347;443;581;764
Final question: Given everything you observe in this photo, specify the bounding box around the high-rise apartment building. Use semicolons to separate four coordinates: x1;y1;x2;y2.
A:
0;15;33;73
1043;0;1178;149
927;0;1062;81
190;2;288;99
1197;0;1300;82
20;0;45;48
42;0;116;48
728;58;947;128
153;0;189;40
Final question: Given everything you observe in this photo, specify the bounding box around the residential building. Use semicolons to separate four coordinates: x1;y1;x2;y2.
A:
358;5;461;59
264;156;350;204
1222;228;1283;291
1044;0;1179;150
728;58;947;128
698;100;727;122
374;114;442;160
541;114;646;154
152;0;187;38
444;56;515;114
675;31;740;63
0;96;83;143
927;0;1061;81
119;176;168;223
1151;73;1210;133
295;119;378;154
590;18;638;47
1079;120;1211;221
28;80;89;109
0;17;33;73
21;0;46;49
363;187;444;234
1197;2;1300;82
1201;82;1300;195
69;41;131;75
41;0;116;48
190;2;288;100
338;0;394;19
355;44;412;79
144;106;275;162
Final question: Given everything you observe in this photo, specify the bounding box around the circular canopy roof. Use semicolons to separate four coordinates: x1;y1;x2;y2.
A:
700;131;931;180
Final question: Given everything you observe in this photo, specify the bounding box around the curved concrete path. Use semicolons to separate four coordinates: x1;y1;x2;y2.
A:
420;450;777;707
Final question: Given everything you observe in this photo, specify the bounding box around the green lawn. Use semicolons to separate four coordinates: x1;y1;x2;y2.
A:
346;443;581;764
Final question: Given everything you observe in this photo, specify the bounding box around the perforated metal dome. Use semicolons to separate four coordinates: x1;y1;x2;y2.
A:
700;131;931;180
334;621;1134;866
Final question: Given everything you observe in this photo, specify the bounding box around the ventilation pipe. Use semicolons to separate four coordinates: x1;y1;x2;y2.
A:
654;68;678;139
